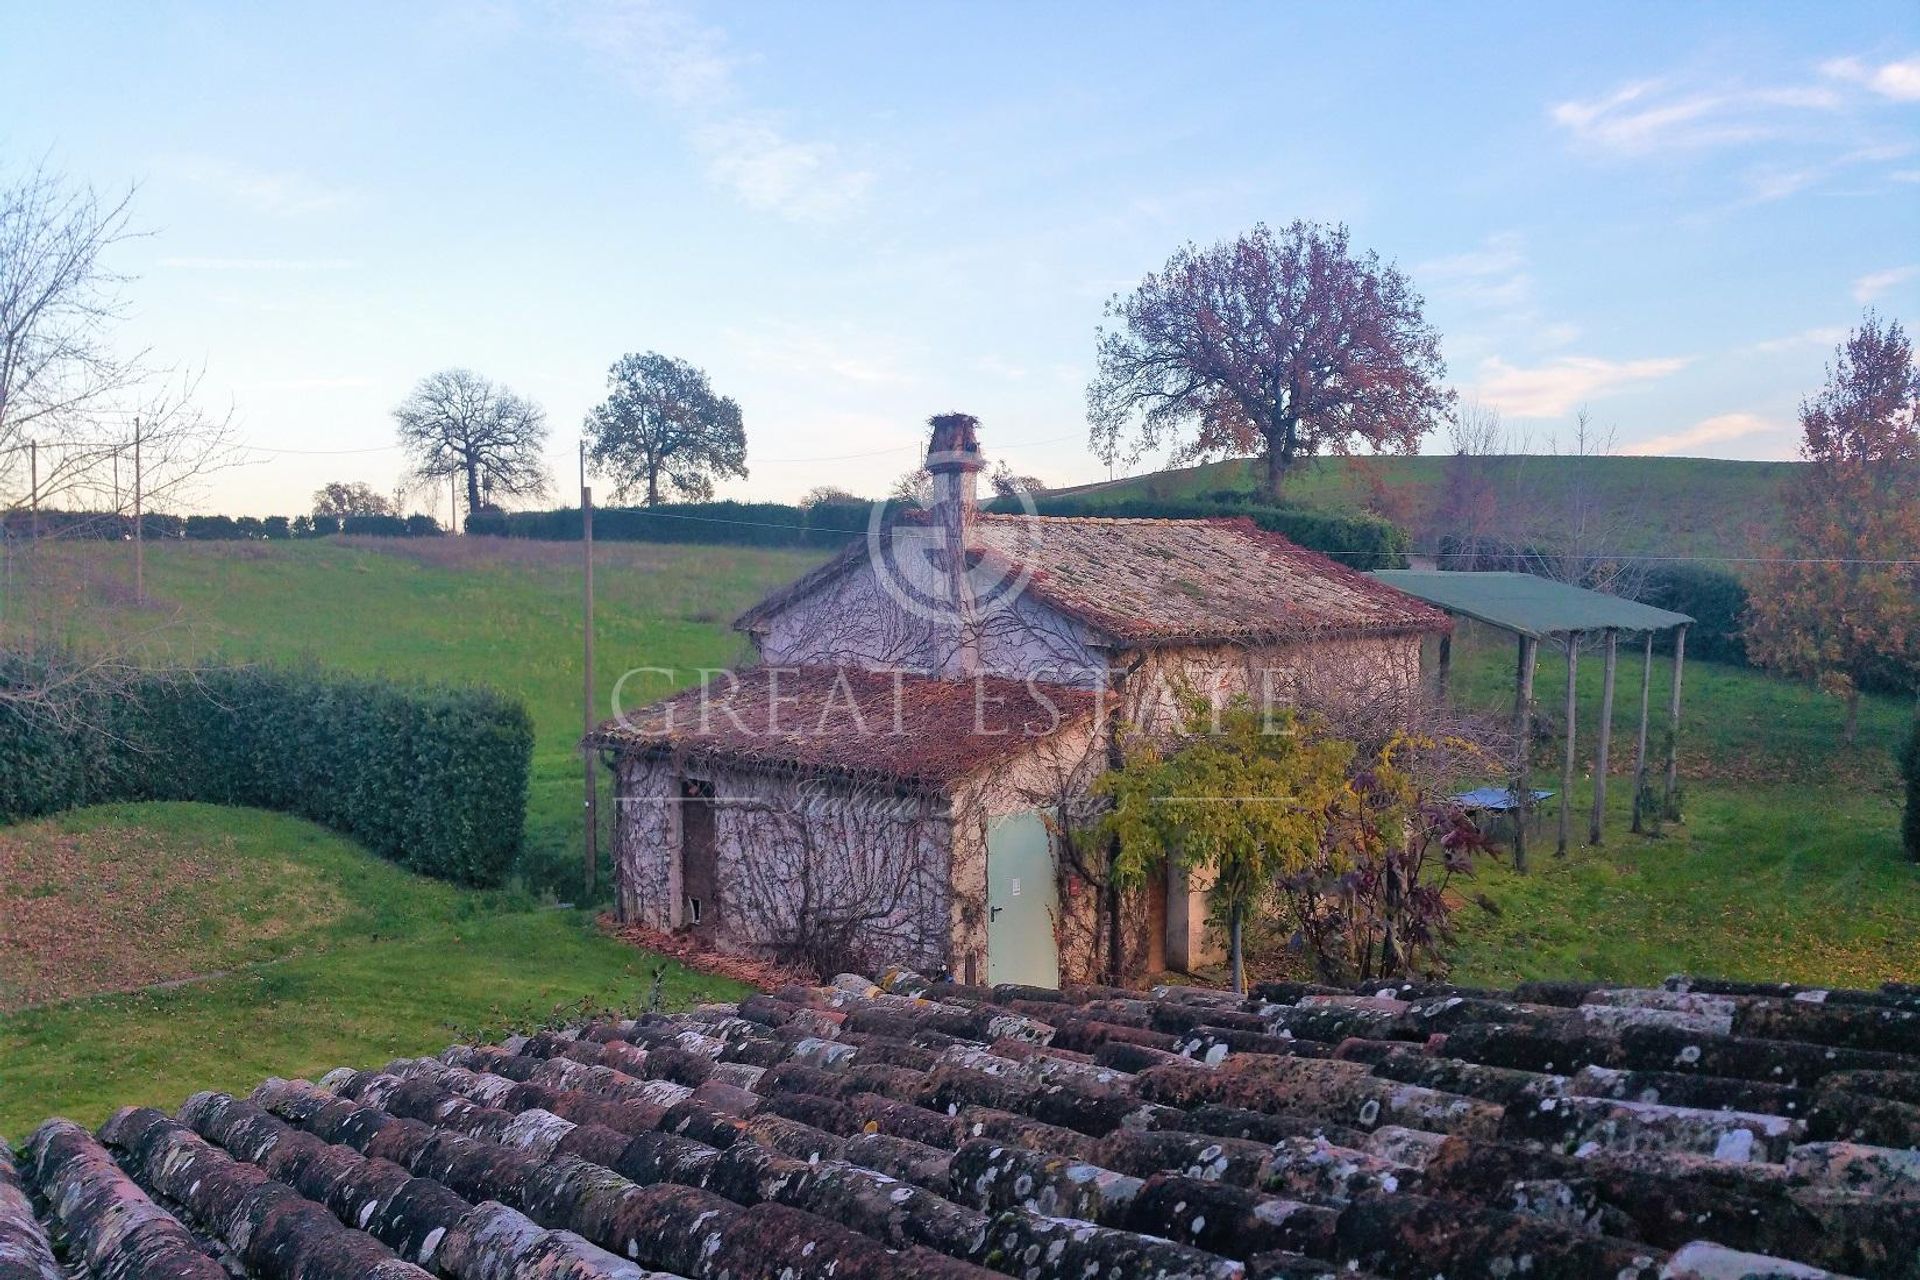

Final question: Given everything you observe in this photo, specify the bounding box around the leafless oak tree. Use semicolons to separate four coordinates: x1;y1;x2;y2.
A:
393;368;550;518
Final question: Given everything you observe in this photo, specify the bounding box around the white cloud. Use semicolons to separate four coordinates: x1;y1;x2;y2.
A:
693;118;871;220
1751;326;1848;353
1416;232;1532;311
1821;55;1920;102
566;0;871;220
158;155;360;216
1469;354;1690;419
1853;265;1919;302
1549;79;1840;154
1621;412;1786;457
158;256;358;271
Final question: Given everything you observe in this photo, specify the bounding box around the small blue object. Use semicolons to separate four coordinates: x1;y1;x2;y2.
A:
1451;787;1555;812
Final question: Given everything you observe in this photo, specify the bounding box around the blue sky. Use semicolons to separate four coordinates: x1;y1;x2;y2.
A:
6;1;1918;516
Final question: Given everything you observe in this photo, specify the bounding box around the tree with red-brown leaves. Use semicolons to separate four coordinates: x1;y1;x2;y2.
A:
1745;313;1920;745
1088;221;1452;499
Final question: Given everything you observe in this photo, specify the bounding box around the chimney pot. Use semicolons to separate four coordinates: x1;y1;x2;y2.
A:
926;412;983;472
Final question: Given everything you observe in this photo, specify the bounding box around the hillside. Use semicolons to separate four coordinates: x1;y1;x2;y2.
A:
1054;454;1800;563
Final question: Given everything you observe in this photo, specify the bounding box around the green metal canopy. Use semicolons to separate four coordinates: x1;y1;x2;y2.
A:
1369;570;1692;639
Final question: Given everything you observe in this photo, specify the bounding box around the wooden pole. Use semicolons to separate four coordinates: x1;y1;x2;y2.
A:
1513;633;1538;873
1558;632;1580;857
449;470;458;535
581;440;598;897
28;441;37;540
1663;623;1688;819
1436;630;1453;701
1631;632;1653;833
1591;628;1617;845
133;418;144;605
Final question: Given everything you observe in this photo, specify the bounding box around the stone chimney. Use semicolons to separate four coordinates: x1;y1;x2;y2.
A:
925;411;982;528
925;412;983;676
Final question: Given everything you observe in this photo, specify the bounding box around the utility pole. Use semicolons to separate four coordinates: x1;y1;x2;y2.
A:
133;418;144;605
581;440;598;898
449;470;458;535
28;441;38;540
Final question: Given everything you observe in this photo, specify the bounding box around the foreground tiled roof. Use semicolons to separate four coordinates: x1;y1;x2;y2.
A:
735;515;1449;647
8;970;1920;1279
586;666;1098;788
971;515;1449;645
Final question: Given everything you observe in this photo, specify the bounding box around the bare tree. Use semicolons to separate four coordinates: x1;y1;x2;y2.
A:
0;166;140;480
1525;409;1644;599
1089;220;1453;498
1432;398;1513;570
0;167;235;728
393;369;550;518
989;460;1046;500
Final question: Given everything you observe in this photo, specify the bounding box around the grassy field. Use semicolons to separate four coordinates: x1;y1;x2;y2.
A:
0;802;747;1135
1059;454;1798;561
32;536;825;899
1435;618;1917;986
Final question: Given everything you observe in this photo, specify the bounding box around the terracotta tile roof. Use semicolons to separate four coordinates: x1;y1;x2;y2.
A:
586;666;1098;789
971;514;1449;645
10;970;1920;1277
735;515;1449;647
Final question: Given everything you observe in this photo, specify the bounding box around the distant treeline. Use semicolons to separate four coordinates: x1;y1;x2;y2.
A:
1;510;444;539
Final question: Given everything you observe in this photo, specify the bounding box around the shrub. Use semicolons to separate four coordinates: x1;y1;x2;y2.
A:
464;507;510;537
1903;719;1919;864
340;513;408;537
1642;563;1749;666
0;659;533;887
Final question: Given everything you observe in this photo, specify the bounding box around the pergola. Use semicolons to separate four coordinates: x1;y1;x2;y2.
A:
1371;570;1694;870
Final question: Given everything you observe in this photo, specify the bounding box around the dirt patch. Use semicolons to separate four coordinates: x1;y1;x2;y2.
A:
597;915;811;992
0;821;346;1011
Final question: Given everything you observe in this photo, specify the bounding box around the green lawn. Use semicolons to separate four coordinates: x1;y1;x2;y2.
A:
1435;618;1918;986
0;802;747;1137
38;536;826;899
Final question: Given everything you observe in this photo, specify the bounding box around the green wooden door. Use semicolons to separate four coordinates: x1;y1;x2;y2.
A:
987;809;1060;988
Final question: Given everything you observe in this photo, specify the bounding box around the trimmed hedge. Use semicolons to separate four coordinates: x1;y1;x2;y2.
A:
0;510;441;540
993;494;1411;570
1903;719;1919;864
1640;563;1750;666
481;499;873;549
0;661;532;886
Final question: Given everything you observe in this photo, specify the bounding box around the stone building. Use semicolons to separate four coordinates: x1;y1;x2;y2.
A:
594;414;1448;986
